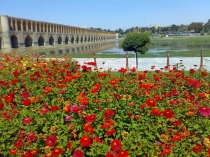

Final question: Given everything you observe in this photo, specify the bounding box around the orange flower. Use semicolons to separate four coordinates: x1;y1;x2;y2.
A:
186;111;194;116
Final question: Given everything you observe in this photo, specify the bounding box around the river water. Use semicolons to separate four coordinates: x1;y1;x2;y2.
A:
0;39;190;57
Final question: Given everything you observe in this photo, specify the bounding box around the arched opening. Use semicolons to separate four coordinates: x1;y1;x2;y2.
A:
38;36;44;46
0;37;2;49
24;35;33;47
71;36;74;43
58;36;62;44
76;36;79;43
88;37;90;42
10;35;18;48
49;36;54;45
65;36;69;44
72;48;75;53
59;50;63;54
84;37;87;42
50;51;55;55
80;37;83;43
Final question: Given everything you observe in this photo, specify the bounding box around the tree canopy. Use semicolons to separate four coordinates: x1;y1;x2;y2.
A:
122;32;151;54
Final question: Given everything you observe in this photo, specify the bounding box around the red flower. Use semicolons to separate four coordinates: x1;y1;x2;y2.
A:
118;150;129;157
93;137;101;143
52;148;63;156
193;144;202;154
85;114;97;123
13;71;20;77
14;140;24;148
27;132;37;143
106;128;116;136
146;98;156;107
73;149;84;157
10;148;17;155
84;125;94;135
50;106;60;111
201;71;208;76
22;117;33;125
4;95;14;103
30;149;39;156
104;109;115;119
66;141;73;150
0;102;4;109
162;109;174;119
109;78;117;86
111;139;122;152
151;108;161;116
190;69;195;74
171;134;182;142
106;151;117;157
22;151;34;157
101;120;115;129
131;67;136;72
80;136;91;147
22;99;31;106
46;135;57;147
161;148;171;156
118;67;127;73
80;97;89;106
172;120;183;127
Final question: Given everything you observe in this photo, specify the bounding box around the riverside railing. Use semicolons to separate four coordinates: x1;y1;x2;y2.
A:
92;50;210;72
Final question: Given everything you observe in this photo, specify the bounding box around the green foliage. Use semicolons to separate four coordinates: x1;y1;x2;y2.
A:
122;32;151;54
200;29;205;36
208;29;210;35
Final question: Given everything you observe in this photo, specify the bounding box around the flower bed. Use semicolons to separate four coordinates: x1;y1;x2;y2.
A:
0;54;210;157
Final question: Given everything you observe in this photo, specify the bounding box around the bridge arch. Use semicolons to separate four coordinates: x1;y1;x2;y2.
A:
0;37;2;49
25;35;33;47
38;35;44;46
71;36;74;43
58;36;62;44
76;36;79;43
65;36;69;44
11;35;18;48
49;36;54;45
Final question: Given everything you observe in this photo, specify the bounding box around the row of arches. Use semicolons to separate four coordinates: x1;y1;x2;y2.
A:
10;35;107;48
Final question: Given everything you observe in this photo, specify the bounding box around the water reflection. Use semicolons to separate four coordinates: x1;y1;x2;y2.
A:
0;40;118;56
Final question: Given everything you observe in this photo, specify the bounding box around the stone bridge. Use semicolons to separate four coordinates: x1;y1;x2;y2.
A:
0;15;117;49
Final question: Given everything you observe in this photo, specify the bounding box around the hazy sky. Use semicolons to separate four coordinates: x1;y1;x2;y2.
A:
1;0;209;30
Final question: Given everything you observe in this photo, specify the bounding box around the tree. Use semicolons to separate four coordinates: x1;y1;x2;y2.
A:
171;24;179;33
204;19;210;32
200;29;205;36
122;32;151;70
188;22;203;33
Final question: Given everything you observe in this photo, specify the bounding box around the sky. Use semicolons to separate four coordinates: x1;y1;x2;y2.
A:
1;0;210;30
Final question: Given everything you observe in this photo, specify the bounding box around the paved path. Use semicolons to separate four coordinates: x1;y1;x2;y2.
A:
75;57;210;71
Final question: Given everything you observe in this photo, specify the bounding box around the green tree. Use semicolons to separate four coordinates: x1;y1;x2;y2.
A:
207;29;210;35
188;22;203;33
204;19;210;32
200;29;205;36
171;24;179;33
122;32;151;70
